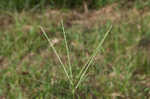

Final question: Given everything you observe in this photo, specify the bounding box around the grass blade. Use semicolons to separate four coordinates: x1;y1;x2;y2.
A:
75;25;112;89
40;26;73;85
61;20;73;84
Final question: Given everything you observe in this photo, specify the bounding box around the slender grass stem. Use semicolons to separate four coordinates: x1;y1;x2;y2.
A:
75;25;112;89
61;20;73;83
72;89;75;99
40;26;73;85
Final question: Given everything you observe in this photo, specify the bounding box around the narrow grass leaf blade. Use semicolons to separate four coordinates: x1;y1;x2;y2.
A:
61;21;73;83
75;25;112;89
40;26;73;85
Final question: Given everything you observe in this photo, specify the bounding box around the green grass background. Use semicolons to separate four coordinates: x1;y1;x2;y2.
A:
0;0;150;99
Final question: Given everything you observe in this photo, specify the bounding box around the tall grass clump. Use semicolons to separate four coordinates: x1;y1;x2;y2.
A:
0;0;49;11
40;21;112;98
0;0;116;11
0;0;150;11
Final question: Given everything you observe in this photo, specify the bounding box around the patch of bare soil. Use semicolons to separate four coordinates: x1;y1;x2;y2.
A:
0;14;14;30
42;4;121;28
67;4;121;28
0;4;145;32
40;3;146;32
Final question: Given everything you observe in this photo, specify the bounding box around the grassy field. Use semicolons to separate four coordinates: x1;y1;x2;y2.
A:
0;4;150;99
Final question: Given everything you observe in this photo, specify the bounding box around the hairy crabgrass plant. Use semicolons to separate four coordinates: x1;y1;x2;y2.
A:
40;21;112;98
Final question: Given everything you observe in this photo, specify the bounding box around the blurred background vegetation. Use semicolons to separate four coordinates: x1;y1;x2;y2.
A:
0;0;150;11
